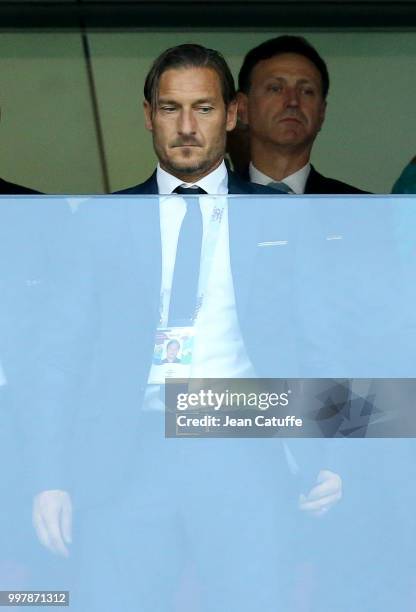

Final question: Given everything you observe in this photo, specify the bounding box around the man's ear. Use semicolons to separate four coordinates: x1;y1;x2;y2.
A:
226;99;238;132
318;100;327;132
143;100;153;132
236;92;249;126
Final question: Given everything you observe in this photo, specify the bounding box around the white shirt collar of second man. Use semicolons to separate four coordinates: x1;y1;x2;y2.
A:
156;161;228;195
249;161;311;195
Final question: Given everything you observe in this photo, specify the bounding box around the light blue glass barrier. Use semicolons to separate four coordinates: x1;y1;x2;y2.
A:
1;195;415;612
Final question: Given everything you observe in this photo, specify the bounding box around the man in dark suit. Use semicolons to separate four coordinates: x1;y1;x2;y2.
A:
30;44;345;612
233;35;369;194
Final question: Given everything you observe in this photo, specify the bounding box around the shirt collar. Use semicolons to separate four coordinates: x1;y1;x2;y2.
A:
249;161;311;195
156;161;228;195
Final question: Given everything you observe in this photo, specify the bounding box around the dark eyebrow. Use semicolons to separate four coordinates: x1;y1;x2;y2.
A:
192;98;216;105
156;98;217;109
157;98;179;106
265;76;316;85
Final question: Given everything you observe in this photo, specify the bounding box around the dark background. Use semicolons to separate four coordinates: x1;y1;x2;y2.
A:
1;0;416;28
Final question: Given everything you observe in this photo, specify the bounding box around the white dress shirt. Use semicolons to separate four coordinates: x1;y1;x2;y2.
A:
149;165;298;471
144;162;254;409
249;161;311;195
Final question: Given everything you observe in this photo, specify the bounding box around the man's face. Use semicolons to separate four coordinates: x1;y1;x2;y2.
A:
166;342;179;362
144;67;237;181
238;53;326;152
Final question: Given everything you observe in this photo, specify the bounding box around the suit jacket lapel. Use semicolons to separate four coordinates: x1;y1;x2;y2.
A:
115;171;158;195
131;171;159;194
304;165;320;194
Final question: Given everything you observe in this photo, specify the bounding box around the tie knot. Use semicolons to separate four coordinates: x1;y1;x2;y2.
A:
268;181;294;194
173;186;207;195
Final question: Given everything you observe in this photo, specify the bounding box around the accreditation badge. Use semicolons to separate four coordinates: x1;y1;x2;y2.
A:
148;326;195;385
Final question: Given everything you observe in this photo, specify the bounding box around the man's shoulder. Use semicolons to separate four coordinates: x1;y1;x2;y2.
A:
0;176;39;195
306;167;370;194
227;171;282;195
114;172;158;195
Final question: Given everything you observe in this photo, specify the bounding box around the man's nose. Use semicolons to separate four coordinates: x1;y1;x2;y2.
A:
178;109;197;134
284;87;300;107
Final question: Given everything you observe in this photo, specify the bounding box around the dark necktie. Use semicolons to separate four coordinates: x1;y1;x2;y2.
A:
168;186;206;325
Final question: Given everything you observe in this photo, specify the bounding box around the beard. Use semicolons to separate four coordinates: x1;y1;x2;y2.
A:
167;158;208;177
152;126;227;180
156;143;224;179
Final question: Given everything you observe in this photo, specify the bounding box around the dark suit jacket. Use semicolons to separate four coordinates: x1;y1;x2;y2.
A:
239;163;370;194
0;200;71;529
305;165;369;194
26;171;351;505
0;177;39;195
118;168;278;196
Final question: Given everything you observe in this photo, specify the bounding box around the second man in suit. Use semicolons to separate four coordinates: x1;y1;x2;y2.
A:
234;35;369;194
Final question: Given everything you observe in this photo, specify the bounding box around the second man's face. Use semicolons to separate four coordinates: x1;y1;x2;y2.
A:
239;52;327;153
144;67;237;182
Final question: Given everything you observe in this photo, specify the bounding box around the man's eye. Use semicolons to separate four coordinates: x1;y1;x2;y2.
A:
198;106;213;113
267;84;283;93
301;88;315;96
161;106;176;112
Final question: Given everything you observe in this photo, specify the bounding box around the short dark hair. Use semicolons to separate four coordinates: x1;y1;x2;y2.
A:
238;35;329;99
144;43;236;108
